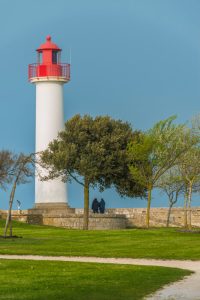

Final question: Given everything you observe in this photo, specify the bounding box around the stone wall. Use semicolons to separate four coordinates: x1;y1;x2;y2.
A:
107;208;200;228
0;210;29;223
0;210;126;230
75;207;200;228
1;207;200;229
42;213;126;230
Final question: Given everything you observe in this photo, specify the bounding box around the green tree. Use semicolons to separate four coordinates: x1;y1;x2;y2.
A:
4;153;34;237
128;116;196;228
41;115;145;230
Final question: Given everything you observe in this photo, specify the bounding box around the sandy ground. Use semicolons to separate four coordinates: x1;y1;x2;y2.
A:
0;255;200;299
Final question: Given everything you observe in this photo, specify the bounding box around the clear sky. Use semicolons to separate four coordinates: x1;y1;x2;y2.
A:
0;0;199;210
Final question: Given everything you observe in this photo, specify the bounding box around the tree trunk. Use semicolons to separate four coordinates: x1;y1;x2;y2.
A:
4;182;17;237
187;182;193;230
83;179;89;230
166;203;173;227
146;185;152;228
183;190;188;228
9;219;12;237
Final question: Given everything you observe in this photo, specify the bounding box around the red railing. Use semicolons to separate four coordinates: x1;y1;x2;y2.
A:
28;63;70;81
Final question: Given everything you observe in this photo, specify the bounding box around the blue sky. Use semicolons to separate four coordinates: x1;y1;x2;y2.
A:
0;0;199;209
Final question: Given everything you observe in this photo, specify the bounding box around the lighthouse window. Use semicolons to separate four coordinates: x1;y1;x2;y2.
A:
52;51;58;64
37;52;42;64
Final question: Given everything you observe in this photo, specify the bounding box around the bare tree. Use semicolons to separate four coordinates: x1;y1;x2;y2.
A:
4;153;34;237
0;150;15;190
178;147;200;229
156;167;184;227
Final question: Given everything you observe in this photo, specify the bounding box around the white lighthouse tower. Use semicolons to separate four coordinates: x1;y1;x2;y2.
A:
28;36;70;209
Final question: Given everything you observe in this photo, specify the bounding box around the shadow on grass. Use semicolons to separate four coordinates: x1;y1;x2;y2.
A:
0;235;22;239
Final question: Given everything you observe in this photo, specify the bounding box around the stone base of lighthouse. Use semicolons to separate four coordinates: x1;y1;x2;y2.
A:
33;202;75;214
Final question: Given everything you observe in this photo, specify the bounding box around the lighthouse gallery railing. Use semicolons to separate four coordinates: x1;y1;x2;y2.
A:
28;63;70;81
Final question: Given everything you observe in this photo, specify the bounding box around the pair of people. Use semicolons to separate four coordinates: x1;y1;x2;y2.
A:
91;198;105;214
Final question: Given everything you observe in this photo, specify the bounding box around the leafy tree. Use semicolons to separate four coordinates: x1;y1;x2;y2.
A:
4;153;34;237
41;115;145;230
128;116;196;228
156;167;184;227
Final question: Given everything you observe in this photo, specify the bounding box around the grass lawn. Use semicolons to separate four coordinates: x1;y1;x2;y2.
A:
0;220;200;260
0;259;191;300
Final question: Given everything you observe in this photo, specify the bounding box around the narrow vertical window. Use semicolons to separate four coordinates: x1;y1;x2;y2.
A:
52;51;57;64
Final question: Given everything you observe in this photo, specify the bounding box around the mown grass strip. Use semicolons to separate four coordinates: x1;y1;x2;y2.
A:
0;220;200;260
0;259;191;300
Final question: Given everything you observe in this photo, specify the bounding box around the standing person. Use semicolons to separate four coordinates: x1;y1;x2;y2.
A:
99;198;105;214
92;198;99;213
16;200;21;214
16;200;21;210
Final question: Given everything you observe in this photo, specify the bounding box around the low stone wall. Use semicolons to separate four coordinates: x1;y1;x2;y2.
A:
42;213;126;230
106;208;200;228
0;210;29;223
75;207;200;228
0;210;126;230
1;207;200;229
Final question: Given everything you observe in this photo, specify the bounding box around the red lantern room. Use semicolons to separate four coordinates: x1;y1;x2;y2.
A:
28;36;70;82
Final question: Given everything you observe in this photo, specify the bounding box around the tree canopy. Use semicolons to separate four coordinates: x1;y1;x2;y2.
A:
128;116;197;227
41;114;146;229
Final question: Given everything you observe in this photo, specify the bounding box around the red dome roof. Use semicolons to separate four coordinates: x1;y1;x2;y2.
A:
37;36;61;52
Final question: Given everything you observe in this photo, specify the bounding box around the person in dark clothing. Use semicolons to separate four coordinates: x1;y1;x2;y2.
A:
99;198;105;214
92;198;99;213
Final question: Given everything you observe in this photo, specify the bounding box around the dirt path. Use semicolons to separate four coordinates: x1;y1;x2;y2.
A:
0;255;199;299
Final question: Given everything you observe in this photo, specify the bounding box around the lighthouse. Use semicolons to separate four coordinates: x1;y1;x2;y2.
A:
28;36;70;209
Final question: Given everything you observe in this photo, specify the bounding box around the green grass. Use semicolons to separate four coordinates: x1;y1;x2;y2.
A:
0;259;191;300
0;220;200;260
